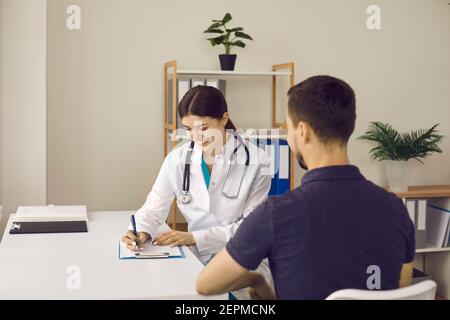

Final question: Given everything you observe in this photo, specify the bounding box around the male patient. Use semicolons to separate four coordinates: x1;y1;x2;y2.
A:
196;75;415;300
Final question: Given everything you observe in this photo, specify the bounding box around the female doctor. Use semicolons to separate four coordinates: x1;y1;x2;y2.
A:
121;85;272;265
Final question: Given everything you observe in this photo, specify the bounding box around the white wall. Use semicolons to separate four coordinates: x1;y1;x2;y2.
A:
0;0;47;237
44;0;450;217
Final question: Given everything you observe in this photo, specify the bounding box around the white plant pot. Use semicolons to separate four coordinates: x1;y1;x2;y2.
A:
384;160;411;192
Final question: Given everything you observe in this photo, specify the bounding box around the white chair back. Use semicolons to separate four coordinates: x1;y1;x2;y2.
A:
326;280;437;300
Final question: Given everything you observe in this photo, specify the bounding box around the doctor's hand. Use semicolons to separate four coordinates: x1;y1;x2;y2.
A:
121;230;151;251
153;231;195;247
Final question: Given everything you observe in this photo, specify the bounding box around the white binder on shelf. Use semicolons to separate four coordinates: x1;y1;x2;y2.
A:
427;199;450;247
417;199;427;230
416;199;427;249
206;79;226;96
405;198;427;249
190;78;206;88
167;79;190;129
177;79;190;129
178;79;190;103
405;199;416;225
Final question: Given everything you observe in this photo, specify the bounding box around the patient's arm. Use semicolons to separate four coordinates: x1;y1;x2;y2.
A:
196;248;274;299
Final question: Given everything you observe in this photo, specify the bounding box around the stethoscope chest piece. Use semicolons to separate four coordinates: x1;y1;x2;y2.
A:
179;134;250;205
179;191;192;205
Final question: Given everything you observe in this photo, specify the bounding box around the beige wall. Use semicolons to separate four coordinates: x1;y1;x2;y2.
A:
46;0;450;217
0;0;47;236
0;17;1;209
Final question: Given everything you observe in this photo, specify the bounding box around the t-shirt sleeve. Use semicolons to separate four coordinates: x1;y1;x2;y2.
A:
226;200;273;270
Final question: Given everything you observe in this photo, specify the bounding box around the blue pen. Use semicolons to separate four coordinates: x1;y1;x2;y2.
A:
131;214;139;249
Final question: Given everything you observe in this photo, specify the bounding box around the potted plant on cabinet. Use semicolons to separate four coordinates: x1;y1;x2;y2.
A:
359;122;444;192
204;13;254;71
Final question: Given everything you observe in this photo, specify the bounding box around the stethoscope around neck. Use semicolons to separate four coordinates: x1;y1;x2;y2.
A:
179;133;250;205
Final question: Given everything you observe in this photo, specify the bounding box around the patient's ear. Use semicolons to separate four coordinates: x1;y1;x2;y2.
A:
299;121;315;145
297;121;309;144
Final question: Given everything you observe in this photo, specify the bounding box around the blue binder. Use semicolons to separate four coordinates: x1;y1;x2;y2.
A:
257;138;276;196
256;137;290;196
275;139;290;195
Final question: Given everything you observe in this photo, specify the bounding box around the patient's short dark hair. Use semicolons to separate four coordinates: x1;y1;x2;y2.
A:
287;75;356;145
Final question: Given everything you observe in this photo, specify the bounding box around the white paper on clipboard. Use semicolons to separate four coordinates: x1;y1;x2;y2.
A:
119;241;183;259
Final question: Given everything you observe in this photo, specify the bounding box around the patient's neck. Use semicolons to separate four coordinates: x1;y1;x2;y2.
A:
306;144;350;171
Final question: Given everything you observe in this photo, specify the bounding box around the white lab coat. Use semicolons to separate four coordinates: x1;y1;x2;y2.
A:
132;135;271;263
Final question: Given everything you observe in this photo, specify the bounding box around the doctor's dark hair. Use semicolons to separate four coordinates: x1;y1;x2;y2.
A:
178;85;236;130
287;75;356;145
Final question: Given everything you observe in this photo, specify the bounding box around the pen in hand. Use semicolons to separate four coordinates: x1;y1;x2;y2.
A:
131;214;139;250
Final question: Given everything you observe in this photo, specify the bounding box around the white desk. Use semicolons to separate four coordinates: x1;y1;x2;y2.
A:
0;211;227;300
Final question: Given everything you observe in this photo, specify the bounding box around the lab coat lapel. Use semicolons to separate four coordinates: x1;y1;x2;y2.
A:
208;134;243;213
189;143;210;212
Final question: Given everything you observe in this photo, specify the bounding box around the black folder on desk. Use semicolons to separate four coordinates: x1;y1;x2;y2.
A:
9;221;88;234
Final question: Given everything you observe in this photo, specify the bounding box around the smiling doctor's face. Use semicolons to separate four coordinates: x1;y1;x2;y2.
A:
181;113;228;151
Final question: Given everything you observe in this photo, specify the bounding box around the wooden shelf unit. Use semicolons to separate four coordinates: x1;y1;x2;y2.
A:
393;185;450;199
393;185;450;255
416;246;450;253
168;69;292;77
163;60;295;230
393;185;450;299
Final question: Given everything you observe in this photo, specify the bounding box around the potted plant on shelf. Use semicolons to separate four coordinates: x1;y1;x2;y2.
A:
204;13;254;71
359;122;444;192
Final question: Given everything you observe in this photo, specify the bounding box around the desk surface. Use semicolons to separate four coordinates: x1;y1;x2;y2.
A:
0;211;226;300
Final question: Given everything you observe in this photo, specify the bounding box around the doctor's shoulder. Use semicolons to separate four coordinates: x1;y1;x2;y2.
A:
163;141;190;165
247;140;270;168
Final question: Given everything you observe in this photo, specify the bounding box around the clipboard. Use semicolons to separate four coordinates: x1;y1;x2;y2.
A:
118;241;185;260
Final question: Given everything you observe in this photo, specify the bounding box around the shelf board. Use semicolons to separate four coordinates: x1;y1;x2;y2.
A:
168;131;288;141
416;246;450;253
169;69;292;77
392;185;450;198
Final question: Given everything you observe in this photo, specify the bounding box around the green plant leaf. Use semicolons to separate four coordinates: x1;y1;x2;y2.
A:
226;27;243;33
207;35;226;46
222;13;232;24
231;40;246;48
206;22;222;30
358;122;445;162
204;28;224;34
235;31;253;40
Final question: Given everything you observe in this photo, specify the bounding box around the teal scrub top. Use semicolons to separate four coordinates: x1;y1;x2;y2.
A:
201;156;211;189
